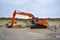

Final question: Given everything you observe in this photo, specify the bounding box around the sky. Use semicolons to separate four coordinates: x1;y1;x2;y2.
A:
0;0;60;18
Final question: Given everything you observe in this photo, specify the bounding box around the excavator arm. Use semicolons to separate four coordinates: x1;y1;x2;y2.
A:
11;10;35;27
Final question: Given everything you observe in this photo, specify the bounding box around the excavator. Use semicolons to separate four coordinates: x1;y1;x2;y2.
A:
7;10;48;28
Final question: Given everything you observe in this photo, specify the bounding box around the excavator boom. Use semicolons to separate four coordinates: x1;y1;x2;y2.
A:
11;10;35;27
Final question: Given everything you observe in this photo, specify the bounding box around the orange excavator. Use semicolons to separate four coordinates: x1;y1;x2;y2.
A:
8;10;48;28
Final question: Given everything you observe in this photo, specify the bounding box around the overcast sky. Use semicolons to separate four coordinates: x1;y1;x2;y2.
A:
0;0;60;18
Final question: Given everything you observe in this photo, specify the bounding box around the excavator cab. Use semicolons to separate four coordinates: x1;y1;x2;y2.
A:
32;17;38;24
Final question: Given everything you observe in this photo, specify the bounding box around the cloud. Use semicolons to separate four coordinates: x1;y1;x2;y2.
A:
0;0;30;5
0;0;60;18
